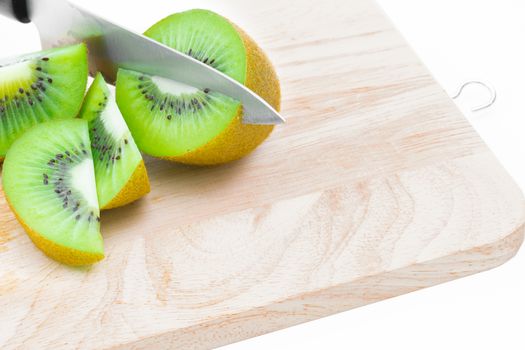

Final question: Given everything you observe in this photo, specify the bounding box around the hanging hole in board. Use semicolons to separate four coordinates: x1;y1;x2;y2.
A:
451;80;497;112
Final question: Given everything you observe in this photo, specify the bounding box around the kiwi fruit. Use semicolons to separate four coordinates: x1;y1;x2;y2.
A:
79;73;150;210
0;44;88;160
2;119;104;266
116;9;281;165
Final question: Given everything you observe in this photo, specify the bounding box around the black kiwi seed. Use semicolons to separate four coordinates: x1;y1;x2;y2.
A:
43;145;97;218
18;88;24;94
37;83;46;92
209;59;215;65
42;57;49;61
204;88;210;94
36;67;42;71
47;78;53;84
167;115;172;120
124;139;128;144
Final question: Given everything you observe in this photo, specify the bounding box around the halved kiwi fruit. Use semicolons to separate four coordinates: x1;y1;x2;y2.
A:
79;73;150;210
0;44;88;160
116;9;281;165
2;119;104;266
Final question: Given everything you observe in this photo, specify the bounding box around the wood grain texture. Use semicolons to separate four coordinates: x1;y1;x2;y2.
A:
1;0;524;349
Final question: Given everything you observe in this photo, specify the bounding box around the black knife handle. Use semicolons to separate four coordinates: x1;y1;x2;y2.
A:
0;0;30;23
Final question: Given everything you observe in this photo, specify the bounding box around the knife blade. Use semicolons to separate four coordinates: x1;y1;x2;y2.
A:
0;0;285;125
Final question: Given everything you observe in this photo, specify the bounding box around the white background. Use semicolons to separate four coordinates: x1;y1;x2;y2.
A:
1;1;523;349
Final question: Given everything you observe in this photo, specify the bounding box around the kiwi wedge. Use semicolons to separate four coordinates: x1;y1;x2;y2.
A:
116;9;281;165
0;44;88;160
2;119;104;266
79;73;150;210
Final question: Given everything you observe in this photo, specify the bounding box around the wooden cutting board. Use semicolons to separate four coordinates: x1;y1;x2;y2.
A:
1;0;524;349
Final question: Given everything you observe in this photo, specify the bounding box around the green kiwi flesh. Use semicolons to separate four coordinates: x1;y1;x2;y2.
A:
116;69;240;157
0;44;88;158
144;10;247;83
78;73;143;209
2;119;103;256
116;9;248;157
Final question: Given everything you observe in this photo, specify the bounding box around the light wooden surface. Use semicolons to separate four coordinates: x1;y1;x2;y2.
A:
1;0;524;349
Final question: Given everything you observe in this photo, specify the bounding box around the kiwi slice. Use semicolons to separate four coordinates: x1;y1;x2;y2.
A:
0;44;88;160
79;73;150;210
2;119;103;266
116;9;281;165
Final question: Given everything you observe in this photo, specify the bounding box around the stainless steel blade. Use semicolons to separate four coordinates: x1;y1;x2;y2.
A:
28;0;285;125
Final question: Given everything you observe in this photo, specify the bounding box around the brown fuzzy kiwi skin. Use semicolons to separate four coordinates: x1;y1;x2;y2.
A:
4;194;104;266
102;160;151;210
163;23;281;166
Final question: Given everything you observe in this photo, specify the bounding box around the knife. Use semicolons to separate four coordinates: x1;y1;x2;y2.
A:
0;0;285;125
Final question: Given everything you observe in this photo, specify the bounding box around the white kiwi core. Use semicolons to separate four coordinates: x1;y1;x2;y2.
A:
71;159;99;210
152;75;200;96
0;61;33;90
